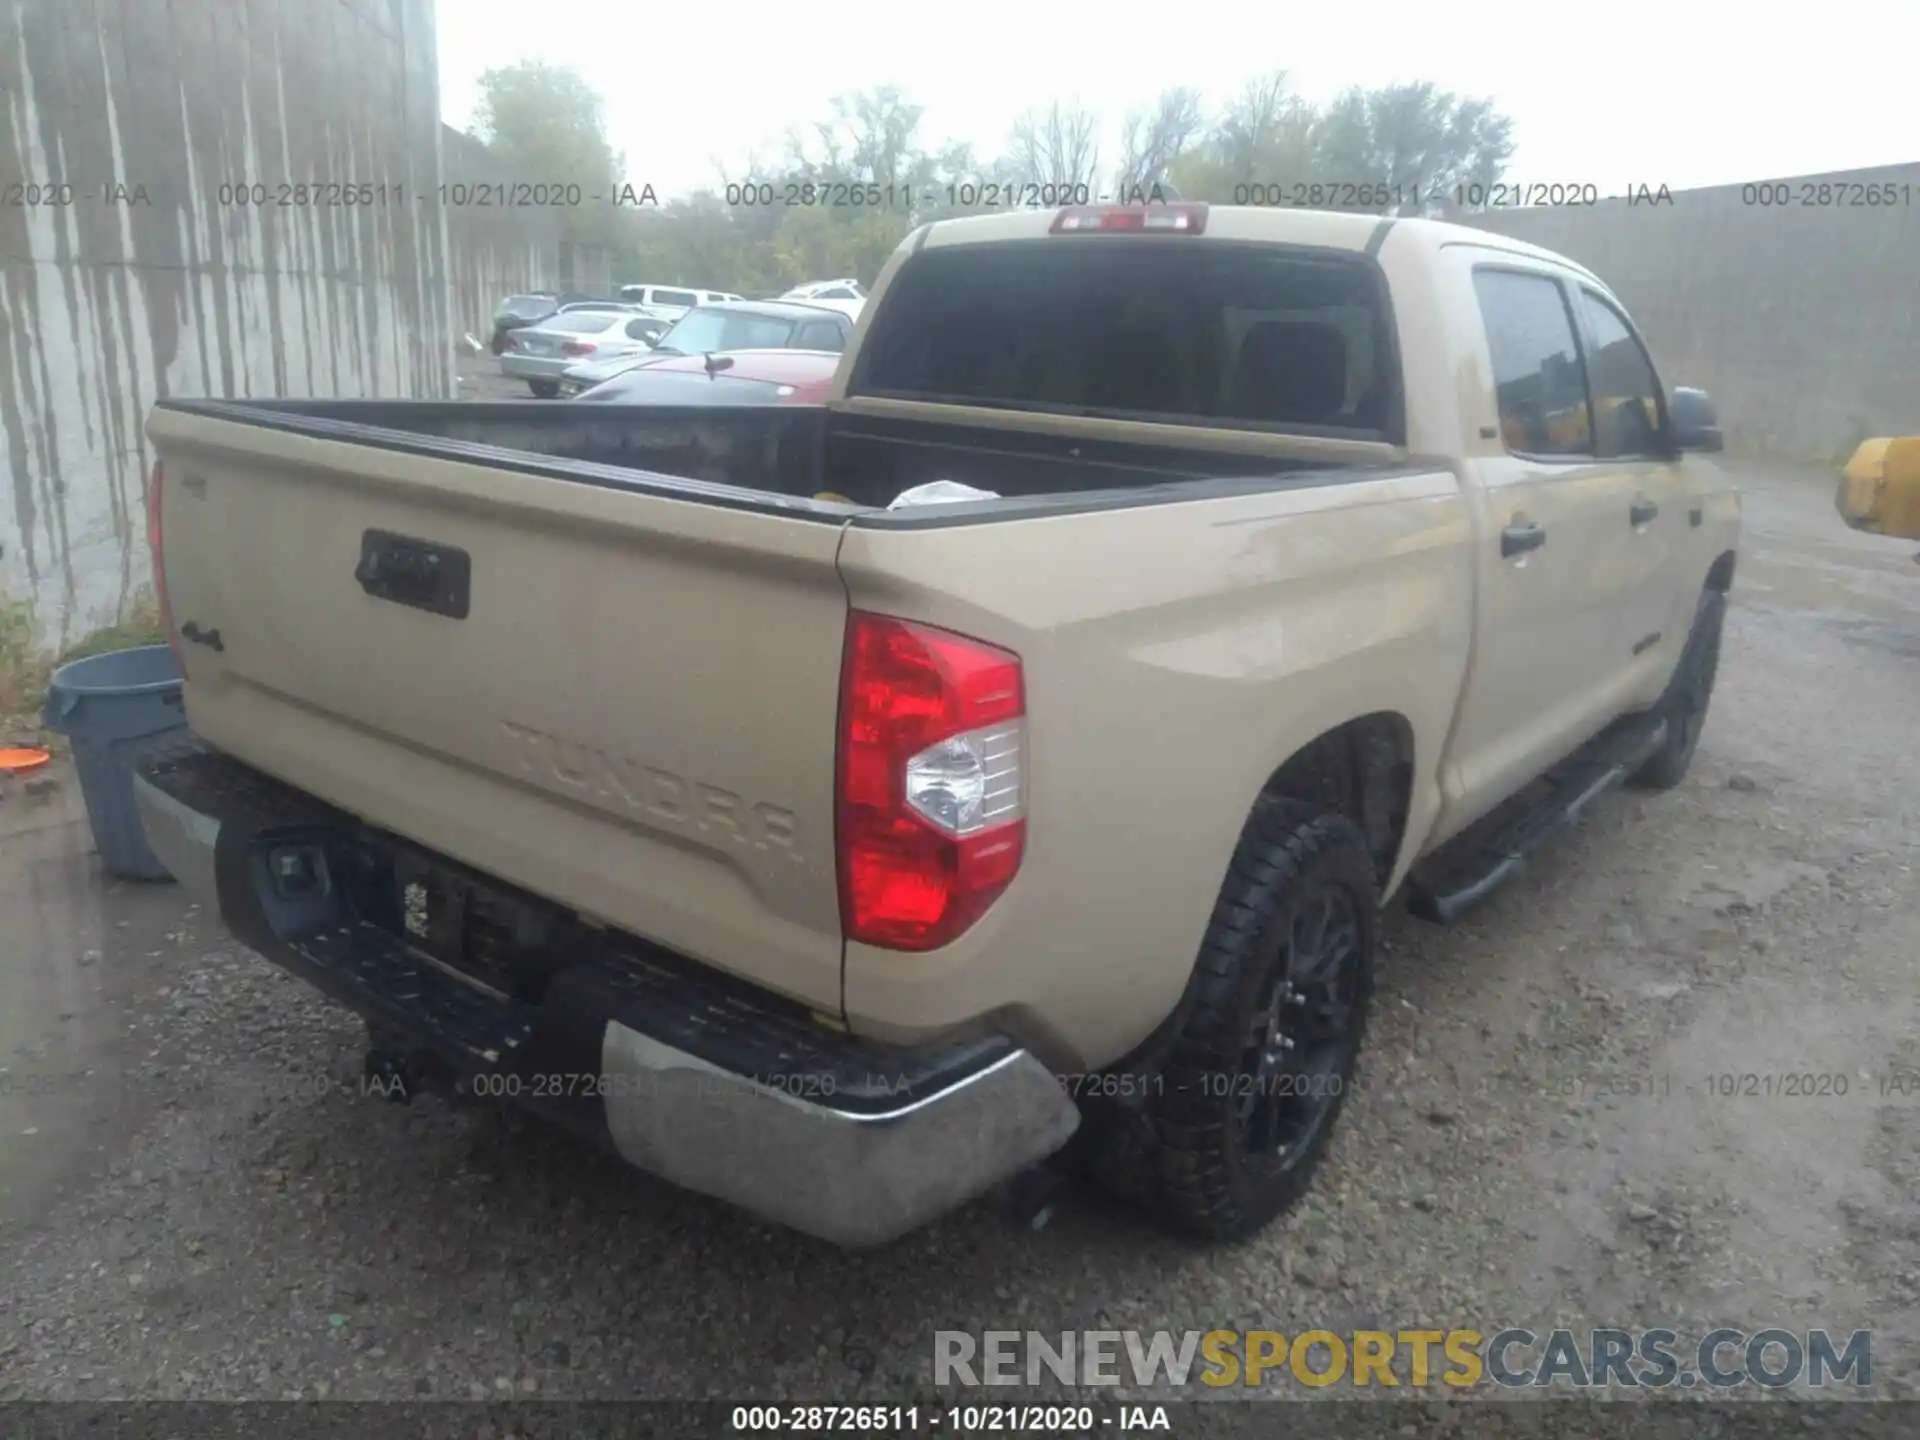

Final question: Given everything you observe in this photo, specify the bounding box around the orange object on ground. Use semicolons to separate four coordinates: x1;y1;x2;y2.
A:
0;746;52;774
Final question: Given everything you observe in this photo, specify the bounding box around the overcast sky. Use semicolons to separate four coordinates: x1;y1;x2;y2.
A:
435;0;1909;200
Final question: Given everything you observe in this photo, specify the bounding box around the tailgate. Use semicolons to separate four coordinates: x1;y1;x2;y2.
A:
146;405;850;1016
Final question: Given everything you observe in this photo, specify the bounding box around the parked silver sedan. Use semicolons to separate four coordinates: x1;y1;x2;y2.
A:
498;309;673;397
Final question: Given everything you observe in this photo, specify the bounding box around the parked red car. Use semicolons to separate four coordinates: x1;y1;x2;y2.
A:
571;348;841;405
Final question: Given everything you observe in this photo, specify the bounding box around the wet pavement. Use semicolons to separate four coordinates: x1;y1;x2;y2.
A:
0;769;198;1228
2;455;1918;1403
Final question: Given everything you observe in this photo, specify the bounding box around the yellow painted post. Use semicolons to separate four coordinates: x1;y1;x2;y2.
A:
1836;438;1920;539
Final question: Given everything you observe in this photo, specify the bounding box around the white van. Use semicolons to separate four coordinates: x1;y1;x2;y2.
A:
779;279;865;320
615;284;742;316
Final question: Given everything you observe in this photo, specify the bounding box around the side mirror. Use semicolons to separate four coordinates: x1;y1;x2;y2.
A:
1668;387;1722;453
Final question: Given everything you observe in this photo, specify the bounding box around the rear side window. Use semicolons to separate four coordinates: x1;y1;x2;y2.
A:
851;241;1399;437
794;320;846;352
654;288;699;308
1472;269;1592;458
548;312;621;333
1578;291;1665;458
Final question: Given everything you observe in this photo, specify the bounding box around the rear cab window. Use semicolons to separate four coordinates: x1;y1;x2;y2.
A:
1471;268;1593;458
849;240;1402;440
546;312;623;334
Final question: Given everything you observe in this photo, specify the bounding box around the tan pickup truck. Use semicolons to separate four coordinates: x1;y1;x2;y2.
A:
136;204;1739;1247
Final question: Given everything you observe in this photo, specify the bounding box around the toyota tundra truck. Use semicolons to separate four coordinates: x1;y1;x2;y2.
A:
134;203;1738;1247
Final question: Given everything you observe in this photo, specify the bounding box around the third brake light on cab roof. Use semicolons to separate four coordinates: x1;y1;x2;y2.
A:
1050;202;1209;234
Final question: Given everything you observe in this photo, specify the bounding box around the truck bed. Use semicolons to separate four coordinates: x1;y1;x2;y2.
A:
160;397;1405;516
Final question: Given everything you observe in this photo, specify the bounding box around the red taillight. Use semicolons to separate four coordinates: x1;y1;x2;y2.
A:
1050;202;1208;235
836;613;1027;951
499;333;519;351
146;461;187;670
560;340;597;356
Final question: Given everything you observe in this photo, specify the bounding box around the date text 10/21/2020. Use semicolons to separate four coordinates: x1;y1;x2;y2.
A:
447;1067;1916;1106
1056;1068;1920;1105
10;1064;1909;1107
12;177;1915;213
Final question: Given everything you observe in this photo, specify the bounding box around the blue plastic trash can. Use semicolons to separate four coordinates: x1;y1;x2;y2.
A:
41;644;190;881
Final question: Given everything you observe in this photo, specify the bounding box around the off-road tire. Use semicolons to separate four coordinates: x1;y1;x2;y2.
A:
1088;798;1378;1241
1629;588;1725;791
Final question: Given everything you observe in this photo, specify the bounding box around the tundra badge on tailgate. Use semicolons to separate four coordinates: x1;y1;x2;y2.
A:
499;720;801;859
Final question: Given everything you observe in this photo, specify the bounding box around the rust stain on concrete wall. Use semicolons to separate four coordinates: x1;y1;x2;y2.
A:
0;0;557;647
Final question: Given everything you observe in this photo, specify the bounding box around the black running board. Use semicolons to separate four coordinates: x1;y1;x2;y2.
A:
1405;712;1669;923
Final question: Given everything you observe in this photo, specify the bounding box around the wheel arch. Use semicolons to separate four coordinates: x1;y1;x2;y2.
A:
1109;712;1412;1078
1256;711;1417;890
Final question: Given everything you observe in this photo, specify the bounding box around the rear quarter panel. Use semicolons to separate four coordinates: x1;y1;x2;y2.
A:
837;470;1475;1070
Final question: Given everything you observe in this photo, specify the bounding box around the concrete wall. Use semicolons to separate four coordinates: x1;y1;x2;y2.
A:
441;122;562;344
438;127;617;346
559;242;613;297
0;0;460;649
1462;164;1920;460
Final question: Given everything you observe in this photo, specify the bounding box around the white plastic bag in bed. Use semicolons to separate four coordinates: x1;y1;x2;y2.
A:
886;480;1002;509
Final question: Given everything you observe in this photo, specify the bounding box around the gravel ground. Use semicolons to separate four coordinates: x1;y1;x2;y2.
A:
3;455;1918;1411
456;350;537;401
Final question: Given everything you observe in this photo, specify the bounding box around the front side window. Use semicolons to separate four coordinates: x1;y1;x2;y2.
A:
1578;291;1666;458
1472;269;1592;458
654;308;797;354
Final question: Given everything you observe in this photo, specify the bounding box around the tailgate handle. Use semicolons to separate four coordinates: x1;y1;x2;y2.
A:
355;530;471;619
179;621;225;652
1500;521;1547;558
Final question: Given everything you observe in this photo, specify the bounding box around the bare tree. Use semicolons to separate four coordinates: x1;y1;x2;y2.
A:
1212;71;1317;186
779;87;927;188
1316;81;1515;215
1007;102;1102;191
1113;87;1206;199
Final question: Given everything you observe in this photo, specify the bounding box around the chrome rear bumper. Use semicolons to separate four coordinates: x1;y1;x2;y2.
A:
134;759;1077;1246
